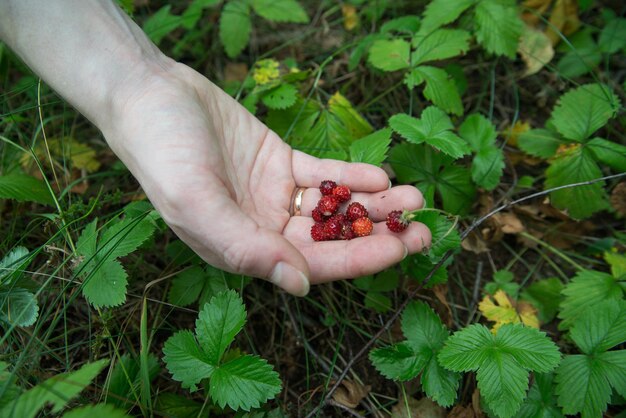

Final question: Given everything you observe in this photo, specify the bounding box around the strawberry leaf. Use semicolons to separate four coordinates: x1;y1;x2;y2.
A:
390;107;470;158
209;354;282;411
439;324;560;418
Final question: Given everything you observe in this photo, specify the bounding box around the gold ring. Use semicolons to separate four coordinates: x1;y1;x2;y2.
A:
289;187;306;216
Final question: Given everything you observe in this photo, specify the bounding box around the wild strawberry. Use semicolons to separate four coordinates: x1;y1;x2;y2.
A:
317;195;339;216
312;207;325;223
386;210;410;233
332;185;351;203
346;202;368;221
341;218;356;240
324;215;343;240
352;217;373;237
311;223;327;241
319;180;337;196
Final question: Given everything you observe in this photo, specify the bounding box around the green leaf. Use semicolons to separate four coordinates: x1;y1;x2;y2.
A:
403;301;449;352
156;393;208;418
209;355;282;411
569;300;626;354
557;48;601;78
219;0;251;58
0;246;29;285
558;269;624;330
181;0;220;30
368;39;411;72
106;354;159;409
0;174;54;205
76;219;98;260
196;289;246;364
349;128;392;167
521;278;564;323
98;216;156;261
389;107;470;158
550;84;620;142
473;0;523;58
404;66;463;115
599;18;626;54
587;137;626;172
555;355;612;418
81;260;128;308
421;0;475;31
274;93;370;158
517;373;564;418
370;342;427;381
484;270;520;299
598;350;626;397
0;288;38;327
437;324;493;371
517;129;563;159
143;5;182;45
261;83;298;110
412;29;471;65
370;302;460;406
251;0;308;23
163;330;215;391
389;143;475;215
422;356;460;407
1;359;108;418
545;146;608;219
168;266;207;307
495;325;561;373
458;114;504;190
327;92;373;139
380;16;421;34
478;352;528;418
63;404;131;418
439;324;560;418
0;362;20;410
605;251;626;278
364;291;392;313
411;211;461;260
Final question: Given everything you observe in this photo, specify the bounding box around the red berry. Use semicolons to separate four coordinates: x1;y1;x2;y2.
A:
312;207;325;223
324;216;343;240
311;223;327;241
352;217;373;237
341;219;356;240
317;195;339;216
386;210;409;233
319;180;337;196
346;202;368;221
332;185;351;203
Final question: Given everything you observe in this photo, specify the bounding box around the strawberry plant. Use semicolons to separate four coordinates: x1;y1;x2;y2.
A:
163;290;282;411
2;0;626;416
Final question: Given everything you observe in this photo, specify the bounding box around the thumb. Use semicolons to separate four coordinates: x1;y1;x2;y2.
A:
212;208;311;296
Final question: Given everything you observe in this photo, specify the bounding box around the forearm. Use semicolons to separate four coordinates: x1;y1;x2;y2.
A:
0;0;172;128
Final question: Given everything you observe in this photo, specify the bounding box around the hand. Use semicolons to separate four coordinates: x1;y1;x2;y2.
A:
101;62;431;296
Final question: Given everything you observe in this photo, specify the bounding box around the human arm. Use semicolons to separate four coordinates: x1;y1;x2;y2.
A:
0;0;431;296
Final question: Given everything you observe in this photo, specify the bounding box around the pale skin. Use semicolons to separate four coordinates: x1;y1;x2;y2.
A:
0;1;431;296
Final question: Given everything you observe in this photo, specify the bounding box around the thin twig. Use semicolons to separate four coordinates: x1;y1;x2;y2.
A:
305;172;626;417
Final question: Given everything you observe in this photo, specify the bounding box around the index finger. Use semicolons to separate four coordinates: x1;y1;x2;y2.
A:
291;150;390;192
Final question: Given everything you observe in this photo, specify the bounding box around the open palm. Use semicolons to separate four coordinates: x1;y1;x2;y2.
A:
102;63;431;296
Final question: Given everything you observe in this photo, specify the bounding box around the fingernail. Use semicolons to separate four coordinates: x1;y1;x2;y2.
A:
270;262;310;297
403;245;409;259
388;179;393;189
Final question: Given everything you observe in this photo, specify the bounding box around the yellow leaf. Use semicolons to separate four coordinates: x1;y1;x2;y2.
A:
503;120;531;147
21;137;100;173
522;0;581;46
252;59;280;85
479;289;539;333
546;0;581;45
518;25;554;76
342;4;359;31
